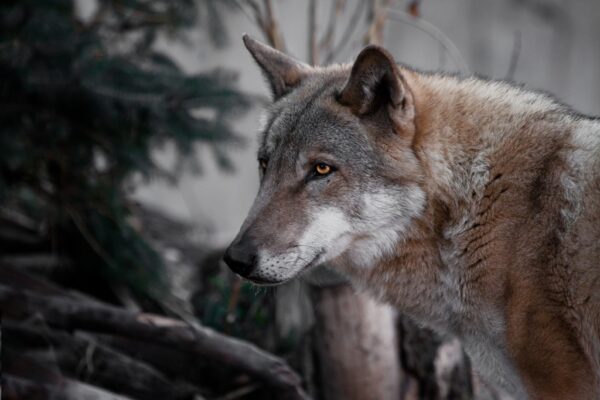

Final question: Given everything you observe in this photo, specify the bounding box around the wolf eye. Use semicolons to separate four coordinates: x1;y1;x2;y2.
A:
306;162;336;182
314;163;332;176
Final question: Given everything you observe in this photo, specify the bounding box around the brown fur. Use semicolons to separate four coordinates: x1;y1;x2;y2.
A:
235;37;600;399
346;69;600;399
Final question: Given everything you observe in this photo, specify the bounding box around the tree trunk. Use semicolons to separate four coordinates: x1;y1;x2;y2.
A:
311;284;400;400
307;266;510;400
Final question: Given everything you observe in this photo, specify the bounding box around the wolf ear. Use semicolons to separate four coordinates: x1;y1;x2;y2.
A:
337;45;407;116
243;34;309;100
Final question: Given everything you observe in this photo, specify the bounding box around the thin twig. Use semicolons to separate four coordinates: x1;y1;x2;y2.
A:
385;8;470;75
325;0;367;63
308;0;318;65
214;383;261;400
232;0;263;29
66;207;121;274
505;30;521;80
245;0;267;31
225;279;243;329
365;0;376;45
318;0;344;55
366;0;393;45
262;0;285;50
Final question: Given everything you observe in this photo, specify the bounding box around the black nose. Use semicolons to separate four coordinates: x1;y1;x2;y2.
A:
223;242;257;278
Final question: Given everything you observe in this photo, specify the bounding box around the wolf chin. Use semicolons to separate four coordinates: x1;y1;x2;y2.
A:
223;35;600;400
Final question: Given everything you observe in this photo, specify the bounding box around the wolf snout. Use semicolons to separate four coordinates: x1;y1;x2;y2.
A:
223;241;257;278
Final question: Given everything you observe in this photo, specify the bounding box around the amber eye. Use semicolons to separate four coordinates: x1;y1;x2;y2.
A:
315;163;331;175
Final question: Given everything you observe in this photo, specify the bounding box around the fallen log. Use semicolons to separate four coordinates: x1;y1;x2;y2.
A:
4;321;200;400
93;333;230;388
0;254;69;272
0;263;72;298
2;374;134;400
0;284;310;400
0;263;100;304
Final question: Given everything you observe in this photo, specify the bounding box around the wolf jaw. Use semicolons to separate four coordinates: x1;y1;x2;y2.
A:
224;35;600;399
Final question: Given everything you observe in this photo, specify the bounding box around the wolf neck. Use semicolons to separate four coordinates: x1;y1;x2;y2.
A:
409;70;565;209
343;71;570;330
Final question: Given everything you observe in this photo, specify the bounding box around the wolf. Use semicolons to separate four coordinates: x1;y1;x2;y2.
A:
223;34;600;399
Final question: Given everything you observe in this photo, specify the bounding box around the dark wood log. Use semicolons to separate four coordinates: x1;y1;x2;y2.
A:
93;333;230;387
0;207;47;254
0;284;310;400
0;263;73;298
3;374;67;400
0;254;68;272
2;374;134;400
0;207;40;233
4;321;200;400
0;226;47;253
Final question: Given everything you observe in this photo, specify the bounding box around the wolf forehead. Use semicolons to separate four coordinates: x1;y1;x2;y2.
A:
257;70;373;161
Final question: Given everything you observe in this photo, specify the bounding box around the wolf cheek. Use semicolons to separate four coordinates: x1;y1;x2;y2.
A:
228;206;354;285
343;188;427;269
249;208;351;284
226;185;426;285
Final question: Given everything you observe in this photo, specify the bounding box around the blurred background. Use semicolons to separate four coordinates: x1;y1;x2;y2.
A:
1;0;599;399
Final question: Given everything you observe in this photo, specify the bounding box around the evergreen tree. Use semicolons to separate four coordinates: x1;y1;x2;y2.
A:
0;0;250;296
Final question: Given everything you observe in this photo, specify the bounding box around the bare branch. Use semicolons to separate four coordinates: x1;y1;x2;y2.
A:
238;0;286;51
0;207;39;234
214;384;262;400
385;8;470;75
308;0;318;65
262;0;286;50
366;0;393;46
318;0;344;56
325;0;367;63
505;30;521;80
246;0;267;31
0;254;69;272
234;0;266;32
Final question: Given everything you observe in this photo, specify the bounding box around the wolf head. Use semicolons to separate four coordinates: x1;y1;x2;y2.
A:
223;35;426;285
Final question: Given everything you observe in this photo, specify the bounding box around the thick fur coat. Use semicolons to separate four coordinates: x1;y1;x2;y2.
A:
224;35;600;399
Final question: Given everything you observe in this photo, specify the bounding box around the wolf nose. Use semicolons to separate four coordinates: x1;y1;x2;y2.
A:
223;242;257;278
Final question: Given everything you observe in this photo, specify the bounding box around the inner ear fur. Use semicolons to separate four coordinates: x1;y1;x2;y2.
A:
243;34;310;100
337;45;406;116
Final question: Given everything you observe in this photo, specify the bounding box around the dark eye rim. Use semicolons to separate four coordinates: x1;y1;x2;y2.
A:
308;161;336;180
